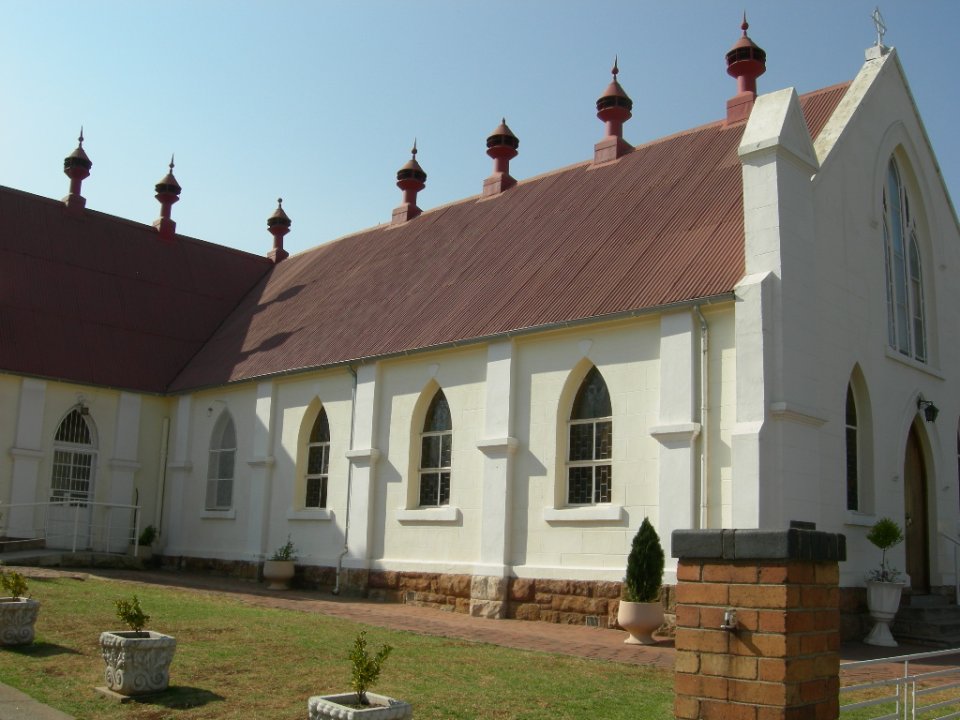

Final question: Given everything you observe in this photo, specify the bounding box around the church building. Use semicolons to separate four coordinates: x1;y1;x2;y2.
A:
1;21;958;636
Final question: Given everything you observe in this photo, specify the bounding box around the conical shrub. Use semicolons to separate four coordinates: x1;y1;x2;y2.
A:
624;517;664;603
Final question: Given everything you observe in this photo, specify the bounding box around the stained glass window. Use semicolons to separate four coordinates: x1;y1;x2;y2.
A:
567;367;613;504
419;390;451;507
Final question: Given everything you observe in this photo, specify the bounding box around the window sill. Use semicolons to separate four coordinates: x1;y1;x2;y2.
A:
200;509;236;520
396;506;461;524
884;347;944;379
286;508;334;522
544;505;624;524
844;511;876;527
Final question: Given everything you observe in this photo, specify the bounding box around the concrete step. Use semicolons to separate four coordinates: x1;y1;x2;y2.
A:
0;538;47;553
0;550;148;570
894;596;960;647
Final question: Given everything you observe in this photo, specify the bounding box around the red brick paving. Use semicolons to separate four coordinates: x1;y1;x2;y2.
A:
19;566;960;682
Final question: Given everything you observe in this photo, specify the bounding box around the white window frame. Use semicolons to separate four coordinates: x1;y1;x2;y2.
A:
50;408;97;507
565;367;613;506
206;414;236;511
845;385;860;512
418;391;451;508
305;409;330;509
883;159;927;362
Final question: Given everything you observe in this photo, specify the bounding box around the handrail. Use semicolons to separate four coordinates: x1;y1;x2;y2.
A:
0;500;142;555
842;647;960;718
938;531;960;603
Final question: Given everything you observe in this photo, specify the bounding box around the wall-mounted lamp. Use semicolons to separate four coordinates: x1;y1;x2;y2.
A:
917;397;939;423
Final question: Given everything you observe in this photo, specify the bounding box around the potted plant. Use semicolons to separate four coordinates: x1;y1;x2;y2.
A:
616;517;665;645
863;517;906;647
130;525;157;560
99;595;176;696
263;535;297;590
308;631;411;719
0;568;39;646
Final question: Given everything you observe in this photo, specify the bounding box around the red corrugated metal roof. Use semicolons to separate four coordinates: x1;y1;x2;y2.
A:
169;84;850;391
0;84;848;394
0;188;272;392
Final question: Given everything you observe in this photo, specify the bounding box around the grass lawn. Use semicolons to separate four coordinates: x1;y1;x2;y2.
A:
0;575;674;719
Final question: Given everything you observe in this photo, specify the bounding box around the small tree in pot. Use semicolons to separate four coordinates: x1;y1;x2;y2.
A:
99;595;176;696
863;517;905;647
0;568;40;646
617;517;665;645
308;631;411;719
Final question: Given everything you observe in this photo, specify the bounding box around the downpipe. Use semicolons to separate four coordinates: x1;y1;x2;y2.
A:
333;365;358;595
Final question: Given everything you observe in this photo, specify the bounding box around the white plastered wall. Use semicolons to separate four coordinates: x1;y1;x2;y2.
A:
807;48;960;588
0;374;167;549
737;47;960;587
372;347;487;574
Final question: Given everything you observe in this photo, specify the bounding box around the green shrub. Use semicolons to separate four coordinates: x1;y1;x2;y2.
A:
115;595;150;633
271;536;297;561
623;517;664;603
866;517;904;583
137;525;157;547
0;569;29;599
349;631;393;706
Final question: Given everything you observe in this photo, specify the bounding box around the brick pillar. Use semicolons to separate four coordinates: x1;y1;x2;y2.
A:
672;525;846;720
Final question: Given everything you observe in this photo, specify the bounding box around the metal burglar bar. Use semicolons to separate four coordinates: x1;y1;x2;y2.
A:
841;648;960;719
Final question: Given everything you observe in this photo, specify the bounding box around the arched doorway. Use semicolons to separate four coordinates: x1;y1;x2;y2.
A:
904;423;929;592
47;407;98;550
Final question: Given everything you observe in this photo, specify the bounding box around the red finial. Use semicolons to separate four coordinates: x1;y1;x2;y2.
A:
153;155;182;241
393;141;427;224
742;11;749;35
484;117;519;197
267;197;291;263
725;14;767;124
594;58;633;163
63;127;93;213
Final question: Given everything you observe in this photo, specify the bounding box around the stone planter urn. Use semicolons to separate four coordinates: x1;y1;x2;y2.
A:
308;692;412;720
99;630;176;696
864;580;905;647
617;600;663;645
0;597;40;646
263;559;295;590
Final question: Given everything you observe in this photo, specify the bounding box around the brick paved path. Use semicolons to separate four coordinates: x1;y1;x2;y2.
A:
18;566;959;677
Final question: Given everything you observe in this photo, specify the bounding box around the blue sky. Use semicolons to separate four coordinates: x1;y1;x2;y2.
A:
1;1;956;257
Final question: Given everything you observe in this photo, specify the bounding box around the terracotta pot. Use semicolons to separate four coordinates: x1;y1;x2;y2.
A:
617;600;663;645
263;559;295;590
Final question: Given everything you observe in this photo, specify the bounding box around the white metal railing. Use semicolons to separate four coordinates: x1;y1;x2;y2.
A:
841;648;960;719
939;531;960;603
0;501;142;556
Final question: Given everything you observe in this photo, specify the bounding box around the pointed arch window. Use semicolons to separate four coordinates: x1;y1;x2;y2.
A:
567;367;612;504
419;390;451;507
305;409;330;508
206;414;236;511
50;408;96;505
883;159;927;362
845;384;860;511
